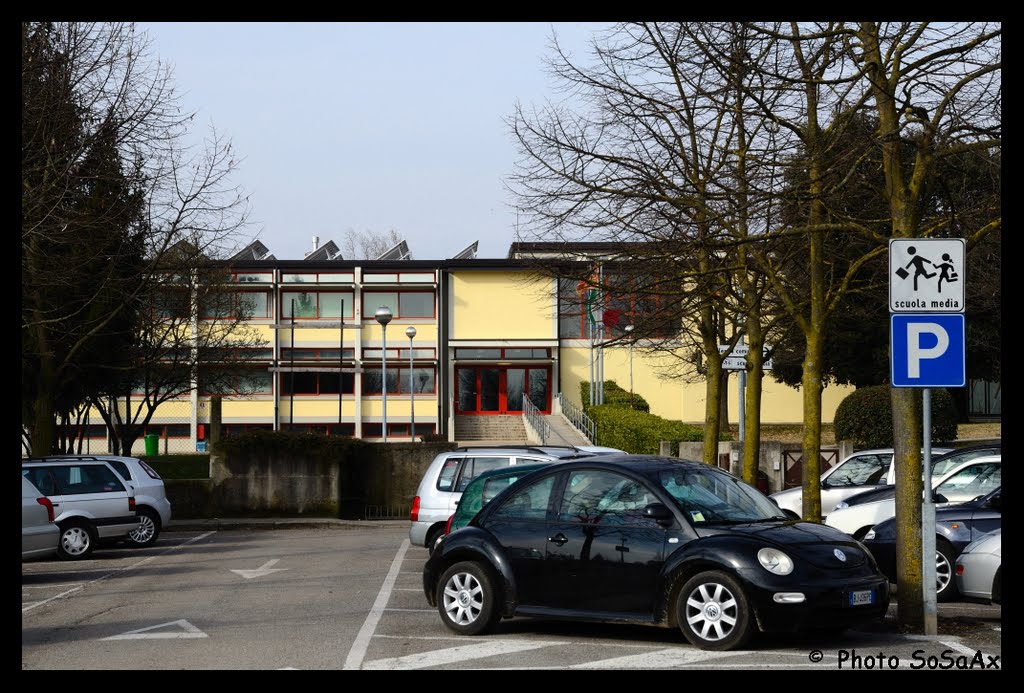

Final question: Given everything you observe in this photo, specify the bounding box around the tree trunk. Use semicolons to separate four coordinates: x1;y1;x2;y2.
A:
892;387;924;628
703;361;723;466
799;330;825;521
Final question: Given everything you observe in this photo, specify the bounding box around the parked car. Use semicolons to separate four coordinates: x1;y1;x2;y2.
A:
955;528;1001;605
22;458;139;560
862;486;1001;602
409;445;608;554
830;443;1002;511
424;454;890;651
89;456;171;547
444;462;555;537
826;455;1001;539
22;476;59;561
769;447;952;520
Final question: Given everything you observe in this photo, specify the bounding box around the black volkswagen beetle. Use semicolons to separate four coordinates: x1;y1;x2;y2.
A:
423;455;890;651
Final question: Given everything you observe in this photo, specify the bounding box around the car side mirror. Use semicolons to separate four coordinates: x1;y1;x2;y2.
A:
986;495;1000;511
932;492;948;503
642;502;674;527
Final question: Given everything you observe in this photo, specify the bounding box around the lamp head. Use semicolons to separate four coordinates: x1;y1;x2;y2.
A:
405;326;417;339
374;306;393;326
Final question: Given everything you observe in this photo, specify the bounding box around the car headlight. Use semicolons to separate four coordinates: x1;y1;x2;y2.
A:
757;548;794;575
833;501;849;510
864;528;876;541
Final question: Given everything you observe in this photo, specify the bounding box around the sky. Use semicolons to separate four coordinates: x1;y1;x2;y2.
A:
138;22;609;261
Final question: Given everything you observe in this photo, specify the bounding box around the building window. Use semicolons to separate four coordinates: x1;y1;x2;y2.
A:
282;291;354;319
279;423;355;437
362;367;435;395
222;423;274;437
558;276;677;339
454;348;548;360
200;290;271;319
153;288;191;320
362;291;435;319
280;371;355;395
281;348;356;361
143;424;191;438
200;368;273;396
362;423;435;438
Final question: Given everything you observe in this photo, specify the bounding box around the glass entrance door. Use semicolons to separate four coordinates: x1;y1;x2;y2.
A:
456;366;550;415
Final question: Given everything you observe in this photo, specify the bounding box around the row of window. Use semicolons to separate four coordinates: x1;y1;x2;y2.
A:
198;367;438;396
56;422;437;441
156;290;437;320
158;280;678;339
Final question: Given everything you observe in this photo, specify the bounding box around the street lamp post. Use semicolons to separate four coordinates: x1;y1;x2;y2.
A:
624;324;635;409
375;306;393;442
406;326;417;441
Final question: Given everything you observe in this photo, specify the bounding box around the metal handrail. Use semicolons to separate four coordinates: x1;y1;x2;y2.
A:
556;392;597;444
522;394;550;444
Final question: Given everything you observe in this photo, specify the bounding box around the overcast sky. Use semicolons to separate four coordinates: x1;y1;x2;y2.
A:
138;22;608;261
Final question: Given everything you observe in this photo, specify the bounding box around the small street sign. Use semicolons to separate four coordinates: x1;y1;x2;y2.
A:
889;238;965;313
718;344;773;371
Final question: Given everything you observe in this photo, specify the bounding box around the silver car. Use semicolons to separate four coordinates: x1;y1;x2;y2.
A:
769;447;952;520
22;476;59;561
22;459;139;560
409;445;607;553
955;528;1001;605
31;455;173;548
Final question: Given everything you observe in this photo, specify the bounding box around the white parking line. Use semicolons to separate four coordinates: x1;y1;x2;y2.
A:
343;537;410;670
22;531;216;614
363;639;567;670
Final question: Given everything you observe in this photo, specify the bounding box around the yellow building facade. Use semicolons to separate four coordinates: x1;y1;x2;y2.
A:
76;242;851;455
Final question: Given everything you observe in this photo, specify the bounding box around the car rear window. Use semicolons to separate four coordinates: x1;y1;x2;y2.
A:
456;456;512;492
436;457;463;492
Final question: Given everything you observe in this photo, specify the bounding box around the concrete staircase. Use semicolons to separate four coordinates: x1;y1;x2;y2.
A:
454;415;529;445
542;413;592;446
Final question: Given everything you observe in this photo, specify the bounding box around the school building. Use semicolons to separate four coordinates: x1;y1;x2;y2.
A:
74;237;992;455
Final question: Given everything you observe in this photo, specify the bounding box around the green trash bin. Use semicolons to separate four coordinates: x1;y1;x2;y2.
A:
144;433;160;456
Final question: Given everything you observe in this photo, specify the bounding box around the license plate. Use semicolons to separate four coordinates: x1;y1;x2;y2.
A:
848;590;875;606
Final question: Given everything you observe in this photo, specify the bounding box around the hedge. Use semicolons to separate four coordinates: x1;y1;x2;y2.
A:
834;385;958;448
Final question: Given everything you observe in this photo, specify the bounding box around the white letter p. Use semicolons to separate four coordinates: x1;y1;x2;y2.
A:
907;323;949;378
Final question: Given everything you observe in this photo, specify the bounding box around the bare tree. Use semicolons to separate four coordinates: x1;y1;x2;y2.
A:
850;21;1000;630
509;23;793;470
22;22;255;455
340;227;404;259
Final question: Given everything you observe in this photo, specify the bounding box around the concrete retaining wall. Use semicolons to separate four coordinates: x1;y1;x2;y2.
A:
167;442;457;519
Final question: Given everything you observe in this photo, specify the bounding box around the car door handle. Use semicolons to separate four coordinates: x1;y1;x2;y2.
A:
548;533;568;546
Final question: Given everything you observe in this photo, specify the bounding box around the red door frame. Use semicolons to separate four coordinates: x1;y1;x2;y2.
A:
455;366;551;415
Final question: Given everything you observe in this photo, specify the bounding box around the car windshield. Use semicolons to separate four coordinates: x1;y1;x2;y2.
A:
658;467;786;525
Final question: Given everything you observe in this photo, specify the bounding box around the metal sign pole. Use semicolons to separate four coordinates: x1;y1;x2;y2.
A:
922;387;937;635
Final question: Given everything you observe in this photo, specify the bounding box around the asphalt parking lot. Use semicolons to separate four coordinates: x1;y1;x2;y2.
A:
22;520;1000;670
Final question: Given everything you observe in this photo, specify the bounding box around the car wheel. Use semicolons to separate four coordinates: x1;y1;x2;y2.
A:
57;520;96;560
677;570;755;651
936;539;959;602
436;561;500;635
426;526;445;555
126;508;161;548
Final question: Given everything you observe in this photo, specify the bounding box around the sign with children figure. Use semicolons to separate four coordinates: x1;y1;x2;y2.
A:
889;238;965;313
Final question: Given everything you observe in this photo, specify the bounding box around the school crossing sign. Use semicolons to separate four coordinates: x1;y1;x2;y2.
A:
889;238;966;388
890;238;965;312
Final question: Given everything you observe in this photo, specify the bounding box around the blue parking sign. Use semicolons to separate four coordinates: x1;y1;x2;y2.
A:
890;314;965;387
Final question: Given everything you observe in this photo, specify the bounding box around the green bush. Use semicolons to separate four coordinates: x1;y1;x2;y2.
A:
588;403;707;455
142;454;210;479
579;380;650;413
834;385;958;448
212;429;371;465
